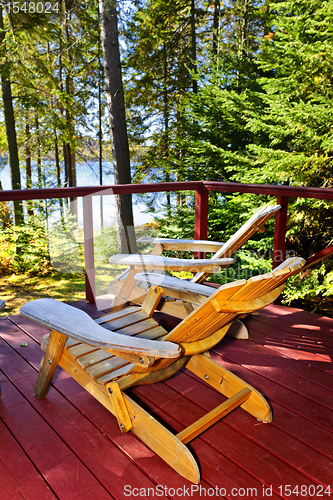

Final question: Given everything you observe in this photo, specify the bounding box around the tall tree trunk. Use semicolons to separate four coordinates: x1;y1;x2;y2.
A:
190;0;197;94
162;42;171;217
35;113;42;188
0;181;12;228
0;7;24;226
58;39;68;188
98;58;104;230
58;17;70;213
64;5;77;217
25;113;34;216
25;117;32;189
99;0;137;253
54;129;66;219
213;0;221;57
65;70;75;190
236;0;250;89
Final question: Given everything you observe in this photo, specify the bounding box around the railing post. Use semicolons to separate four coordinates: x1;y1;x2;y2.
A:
273;196;289;269
83;195;96;304
194;185;209;258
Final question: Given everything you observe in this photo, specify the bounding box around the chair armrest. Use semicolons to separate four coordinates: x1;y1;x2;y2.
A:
134;273;214;297
20;299;181;359
109;254;234;271
137;237;224;253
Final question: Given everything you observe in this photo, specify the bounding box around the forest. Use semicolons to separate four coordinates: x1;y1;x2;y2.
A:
1;0;333;313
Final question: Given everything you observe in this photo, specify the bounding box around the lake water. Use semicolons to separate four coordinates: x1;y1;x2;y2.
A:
0;160;156;229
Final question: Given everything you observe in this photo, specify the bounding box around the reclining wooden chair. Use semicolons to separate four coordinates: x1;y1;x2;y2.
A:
20;256;304;483
138;204;282;284
108;204;281;316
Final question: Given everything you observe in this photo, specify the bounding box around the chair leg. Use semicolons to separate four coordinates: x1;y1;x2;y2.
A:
226;319;249;339
57;347;200;483
125;393;200;484
111;268;142;312
33;330;66;399
106;381;133;433
185;353;272;423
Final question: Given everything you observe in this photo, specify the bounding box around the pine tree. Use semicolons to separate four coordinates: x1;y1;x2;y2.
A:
124;0;204;214
236;0;333;255
0;7;24;225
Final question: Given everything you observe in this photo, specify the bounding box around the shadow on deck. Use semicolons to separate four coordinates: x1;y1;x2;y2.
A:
0;301;332;499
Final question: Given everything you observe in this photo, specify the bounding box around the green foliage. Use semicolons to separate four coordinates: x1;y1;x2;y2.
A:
155;193;277;256
208;249;273;286
1;216;52;275
0;200;12;229
240;0;333;190
94;224;119;262
155;203;196;241
1;0;103;196
47;214;84;274
282;262;333;310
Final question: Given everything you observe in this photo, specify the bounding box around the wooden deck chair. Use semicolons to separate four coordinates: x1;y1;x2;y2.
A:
139;204;282;283
20;256;304;483
0;299;5;310
108;204;281;315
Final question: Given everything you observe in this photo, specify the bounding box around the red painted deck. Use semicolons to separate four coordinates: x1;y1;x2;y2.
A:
1;302;333;500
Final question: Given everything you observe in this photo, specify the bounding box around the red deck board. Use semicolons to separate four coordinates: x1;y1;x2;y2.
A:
0;419;57;500
211;340;333;431
0;361;112;499
1;302;333;499
248;312;333;355
239;323;333;387
247;311;333;357
262;304;333;338
214;340;333;412
253;310;333;348
159;372;332;490
0;462;36;500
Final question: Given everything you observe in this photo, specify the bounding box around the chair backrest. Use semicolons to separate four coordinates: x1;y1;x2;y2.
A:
165;256;304;345
129;256;304;375
192;204;281;283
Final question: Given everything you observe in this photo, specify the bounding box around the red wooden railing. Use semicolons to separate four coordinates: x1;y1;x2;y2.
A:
1;180;333;304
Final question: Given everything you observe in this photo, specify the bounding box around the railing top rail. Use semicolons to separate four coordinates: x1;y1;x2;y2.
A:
0;180;333;202
204;181;333;200
0;181;204;202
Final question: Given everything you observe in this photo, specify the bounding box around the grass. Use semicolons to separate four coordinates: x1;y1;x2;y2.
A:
0;264;127;316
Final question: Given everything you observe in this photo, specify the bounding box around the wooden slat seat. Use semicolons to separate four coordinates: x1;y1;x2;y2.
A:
40;302;169;384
